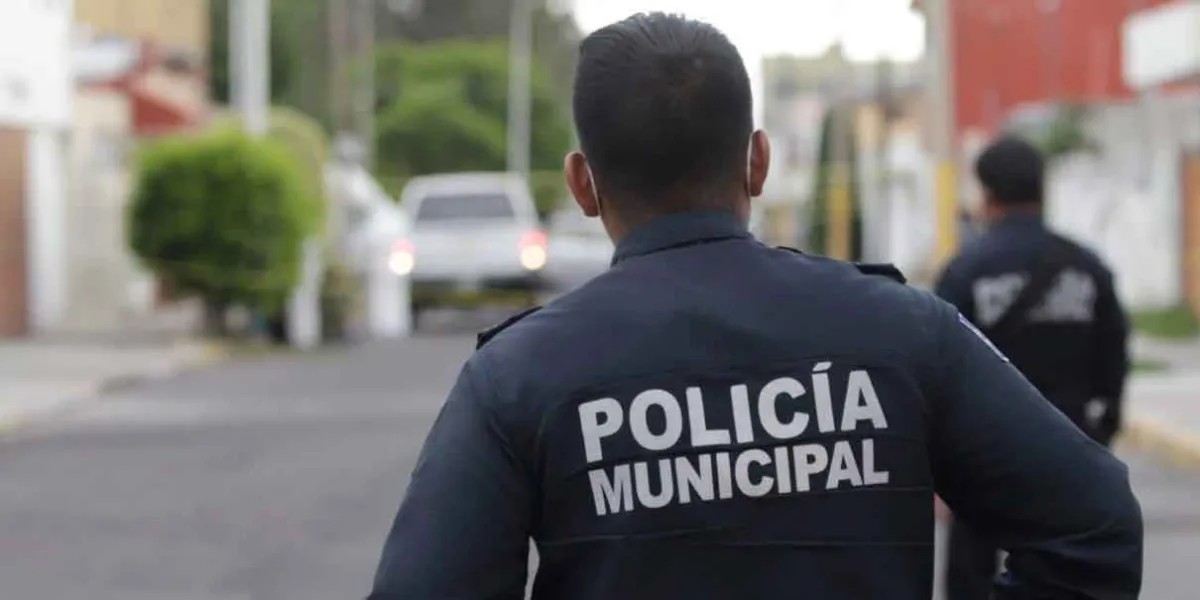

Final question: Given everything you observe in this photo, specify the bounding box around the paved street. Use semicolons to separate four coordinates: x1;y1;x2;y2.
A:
0;330;1198;599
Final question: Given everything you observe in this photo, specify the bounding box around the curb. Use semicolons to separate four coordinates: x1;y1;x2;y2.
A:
1119;416;1200;470
0;382;104;435
94;339;230;394
0;340;230;435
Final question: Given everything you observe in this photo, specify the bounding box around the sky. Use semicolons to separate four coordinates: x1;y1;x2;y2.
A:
571;0;927;120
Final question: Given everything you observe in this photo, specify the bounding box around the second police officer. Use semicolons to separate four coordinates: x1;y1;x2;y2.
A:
936;135;1133;600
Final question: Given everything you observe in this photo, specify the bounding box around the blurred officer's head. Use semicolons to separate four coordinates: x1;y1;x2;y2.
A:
974;135;1045;223
564;12;770;239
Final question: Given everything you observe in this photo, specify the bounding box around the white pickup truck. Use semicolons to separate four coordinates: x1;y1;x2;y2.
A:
392;173;548;320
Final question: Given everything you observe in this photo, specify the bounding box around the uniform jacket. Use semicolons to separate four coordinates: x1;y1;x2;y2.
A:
369;210;1142;600
935;212;1130;444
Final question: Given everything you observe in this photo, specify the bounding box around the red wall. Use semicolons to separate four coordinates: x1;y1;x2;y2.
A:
948;0;1177;135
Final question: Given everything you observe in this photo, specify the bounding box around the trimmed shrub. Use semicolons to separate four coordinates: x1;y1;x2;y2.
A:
128;130;316;333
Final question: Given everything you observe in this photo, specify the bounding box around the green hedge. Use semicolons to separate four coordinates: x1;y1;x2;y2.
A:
128;129;317;322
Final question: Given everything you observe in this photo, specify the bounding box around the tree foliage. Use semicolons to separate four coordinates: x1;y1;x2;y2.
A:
373;41;573;212
807;109;863;259
375;0;581;100
211;107;331;233
128;131;317;324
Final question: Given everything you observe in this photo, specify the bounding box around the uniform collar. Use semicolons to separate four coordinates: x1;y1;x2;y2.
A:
612;210;751;265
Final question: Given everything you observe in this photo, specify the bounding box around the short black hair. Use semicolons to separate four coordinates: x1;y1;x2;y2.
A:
572;13;753;208
974;135;1045;205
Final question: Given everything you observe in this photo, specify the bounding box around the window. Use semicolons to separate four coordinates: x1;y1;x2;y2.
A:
415;193;515;222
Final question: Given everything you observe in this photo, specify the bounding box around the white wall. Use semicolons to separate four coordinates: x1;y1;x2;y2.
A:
25;129;68;332
1046;96;1200;310
0;0;74;335
875;131;936;275
57;88;152;334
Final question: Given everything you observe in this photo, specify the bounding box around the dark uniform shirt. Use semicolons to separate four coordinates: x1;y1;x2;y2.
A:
369;210;1142;600
935;212;1130;444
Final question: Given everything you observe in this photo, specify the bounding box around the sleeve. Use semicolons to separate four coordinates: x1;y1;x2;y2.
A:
368;359;533;600
934;257;974;319
924;303;1143;599
1092;267;1130;445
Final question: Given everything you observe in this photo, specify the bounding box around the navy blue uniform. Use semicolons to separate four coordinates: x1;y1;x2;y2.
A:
369;211;1142;600
935;213;1130;445
934;212;1133;599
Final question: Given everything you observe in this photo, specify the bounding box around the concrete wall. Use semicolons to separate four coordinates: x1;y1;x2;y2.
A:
56;88;153;334
1045;95;1200;309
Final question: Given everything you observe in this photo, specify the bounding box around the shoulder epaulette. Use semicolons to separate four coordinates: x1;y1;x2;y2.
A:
777;246;907;284
476;306;543;350
853;262;907;284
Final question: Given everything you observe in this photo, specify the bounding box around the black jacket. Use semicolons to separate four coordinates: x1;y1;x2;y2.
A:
370;210;1142;600
935;213;1131;444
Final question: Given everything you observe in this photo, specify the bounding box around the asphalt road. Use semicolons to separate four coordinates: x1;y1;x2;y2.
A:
1;327;1197;599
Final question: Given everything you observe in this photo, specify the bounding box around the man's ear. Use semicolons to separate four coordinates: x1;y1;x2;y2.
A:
748;129;771;198
564;151;599;217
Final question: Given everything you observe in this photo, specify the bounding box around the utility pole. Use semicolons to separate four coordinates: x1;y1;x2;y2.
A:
353;0;376;170
925;0;958;265
232;0;270;136
826;78;853;261
507;0;533;180
233;0;320;349
329;0;350;133
873;56;895;262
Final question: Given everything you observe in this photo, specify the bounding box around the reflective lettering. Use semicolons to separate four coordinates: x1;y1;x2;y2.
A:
629;389;683;451
758;377;809;439
735;449;774;497
579;398;622;463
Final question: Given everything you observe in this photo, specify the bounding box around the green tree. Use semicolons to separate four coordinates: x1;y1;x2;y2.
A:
807;109;863;259
128;130;317;334
376;0;581;100
372;41;573;212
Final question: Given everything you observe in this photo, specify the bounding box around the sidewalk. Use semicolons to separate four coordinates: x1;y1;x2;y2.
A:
0;338;228;432
1121;336;1200;467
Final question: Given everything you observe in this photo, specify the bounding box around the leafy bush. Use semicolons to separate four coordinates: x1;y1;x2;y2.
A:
211;107;329;233
128;130;317;332
373;41;573;184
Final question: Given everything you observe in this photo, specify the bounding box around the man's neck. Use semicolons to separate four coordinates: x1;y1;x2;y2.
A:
985;203;1042;225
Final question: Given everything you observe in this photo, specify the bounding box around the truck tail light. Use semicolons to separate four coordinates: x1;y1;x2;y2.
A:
518;230;547;271
389;239;415;276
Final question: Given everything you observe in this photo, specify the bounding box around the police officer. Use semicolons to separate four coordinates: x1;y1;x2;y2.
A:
935;136;1132;600
368;14;1142;600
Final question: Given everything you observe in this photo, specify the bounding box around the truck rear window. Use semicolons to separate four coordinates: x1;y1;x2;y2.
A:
414;193;515;222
